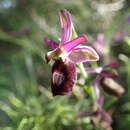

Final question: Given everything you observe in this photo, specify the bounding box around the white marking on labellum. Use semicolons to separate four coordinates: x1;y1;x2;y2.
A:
53;71;64;86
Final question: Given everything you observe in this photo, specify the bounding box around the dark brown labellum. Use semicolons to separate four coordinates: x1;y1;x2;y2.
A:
101;77;125;97
51;59;77;96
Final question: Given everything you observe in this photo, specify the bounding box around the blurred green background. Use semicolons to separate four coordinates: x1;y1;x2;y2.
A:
0;0;130;130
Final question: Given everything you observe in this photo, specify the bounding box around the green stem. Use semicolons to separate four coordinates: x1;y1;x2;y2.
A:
77;63;88;79
72;25;95;103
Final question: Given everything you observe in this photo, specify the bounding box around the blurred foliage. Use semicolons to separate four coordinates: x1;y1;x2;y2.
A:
0;0;130;130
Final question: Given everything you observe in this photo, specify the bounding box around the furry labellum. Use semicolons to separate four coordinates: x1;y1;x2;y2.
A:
51;59;77;96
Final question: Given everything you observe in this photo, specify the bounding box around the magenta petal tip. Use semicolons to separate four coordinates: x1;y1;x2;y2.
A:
80;34;88;42
63;34;88;52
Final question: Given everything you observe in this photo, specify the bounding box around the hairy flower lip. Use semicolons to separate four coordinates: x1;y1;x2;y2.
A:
51;59;77;96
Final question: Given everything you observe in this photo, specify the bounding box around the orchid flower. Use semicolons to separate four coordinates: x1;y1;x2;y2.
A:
86;63;125;97
44;9;99;96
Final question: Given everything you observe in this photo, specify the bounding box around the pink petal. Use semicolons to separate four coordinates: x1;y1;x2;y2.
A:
63;34;88;52
68;46;99;63
59;9;72;43
43;37;59;49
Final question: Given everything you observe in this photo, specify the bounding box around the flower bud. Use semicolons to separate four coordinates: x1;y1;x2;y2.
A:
101;78;125;97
